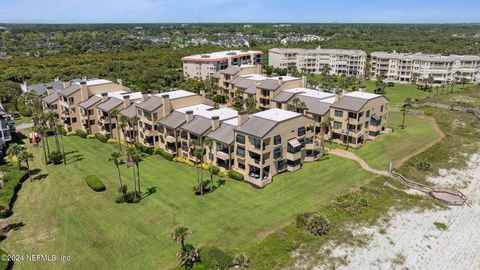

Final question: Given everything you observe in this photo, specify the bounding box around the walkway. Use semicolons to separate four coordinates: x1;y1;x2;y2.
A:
328;148;466;205
424;102;480;119
15;122;34;131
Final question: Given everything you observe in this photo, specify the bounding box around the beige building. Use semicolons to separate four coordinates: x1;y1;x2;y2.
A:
182;50;263;80
371;52;480;84
329;91;389;148
42;79;129;132
269;47;367;77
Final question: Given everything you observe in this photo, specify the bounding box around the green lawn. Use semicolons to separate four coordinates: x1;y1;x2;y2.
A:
3;136;372;270
13;115;32;125
363;80;468;108
330;112;444;171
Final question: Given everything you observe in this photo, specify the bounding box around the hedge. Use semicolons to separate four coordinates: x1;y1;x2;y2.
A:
75;129;87;138
95;132;108;143
0;165;28;218
173;156;195;167
211;165;220;175
66;131;77;136
86;134;95;139
107;138;118;144
228;170;244;181
85;175;106;192
155;148;174;161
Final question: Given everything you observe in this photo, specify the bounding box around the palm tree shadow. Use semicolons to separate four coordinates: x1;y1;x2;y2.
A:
142;187;157;199
65;151;84;164
33;174;49;181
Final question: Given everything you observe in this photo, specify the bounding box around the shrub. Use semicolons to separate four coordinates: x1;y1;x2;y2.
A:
200;163;209;171
304;212;330;236
107;138;118;144
387;82;395;87
211;165;220;175
66;131;77;136
415;161;432;171
228;170;244;181
60;127;67;135
95;132;108;143
75;129;87;138
85;175;106;192
199;246;233;270
212;94;228;104
174;156;195;167
135;142;154;154
48;151;63;164
296;212;313;229
218;171;228;178
232;252;250;269
86;134;95;139
0;165;28;218
333;192;370;216
155;147;174;161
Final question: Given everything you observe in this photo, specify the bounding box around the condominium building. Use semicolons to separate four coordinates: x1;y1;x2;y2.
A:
0;103;14;150
234;109;316;186
42;79;129;132
181;50;263;80
370;52;480;84
329;91;389;148
269;47;367;77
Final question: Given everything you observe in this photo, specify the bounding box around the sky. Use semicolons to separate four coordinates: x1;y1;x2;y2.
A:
0;0;479;24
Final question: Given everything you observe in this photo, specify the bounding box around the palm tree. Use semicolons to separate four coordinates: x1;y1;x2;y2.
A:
110;109;122;152
287;98;307;114
171;225;192;250
47;111;61;153
37;125;49;165
109;152;125;195
119;115;130;146
189;139;203;195
131;149;143;196
6;144;25;169
318;116;330;154
57;123;66;165
401;98;412;129
126;147;138;200
176;244;198;269
18;149;34;182
130;115;141;145
203;137;214;191
39;113;51;156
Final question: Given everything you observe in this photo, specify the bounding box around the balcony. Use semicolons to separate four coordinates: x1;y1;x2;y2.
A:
165;135;176;144
216;150;230;161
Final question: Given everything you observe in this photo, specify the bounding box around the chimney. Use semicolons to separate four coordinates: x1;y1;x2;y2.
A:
54;76;60;82
142;92;149;102
278;76;284;85
237;110;248;126
256;64;262;75
211;116;220;130
334;91;342;103
46;86;55;95
359;86;366;93
302;75;307;87
63;81;70;89
117;78;123;86
80;81;88;101
161;94;171;117
123;95;131;108
186;110;194;123
101;93;108;102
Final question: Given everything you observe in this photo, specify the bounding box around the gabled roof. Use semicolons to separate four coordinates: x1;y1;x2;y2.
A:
158;111;186;129
181;116;212;136
136;96;162;111
42;92;59;104
27;80;66;95
207;123;236;145
331;96;368;111
271;91;297;103
120;103;137;118
59;84;81;97
297;95;331;116
235;116;277;138
97;97;123;113
220;66;240;75
79;96;102;109
258;79;280;90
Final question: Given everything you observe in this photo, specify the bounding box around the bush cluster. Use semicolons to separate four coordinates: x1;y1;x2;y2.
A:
86;134;95;139
75;129;87;138
94;132;108;143
297;211;331;236
85;175;106;192
155;147;174;161
199;246;233;270
415;161;432;172
134;143;155;154
228;170;244;181
48;151;63;164
173;156;195;167
333;192;370;215
115;186;140;203
66;131;77;136
0;165;27;218
218;171;228;178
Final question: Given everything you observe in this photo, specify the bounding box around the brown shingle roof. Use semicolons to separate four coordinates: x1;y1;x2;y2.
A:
97;97;123;113
136;96;162;111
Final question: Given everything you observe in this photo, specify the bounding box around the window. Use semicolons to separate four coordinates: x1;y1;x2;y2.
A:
153;113;158;121
333;121;342;130
287;159;301;167
236;134;245;144
380;105;384;112
158;125;164;133
288;144;302;154
89;120;95;125
334;110;343;117
273;147;282;159
72;117;77;123
249;136;261;149
181;130;188;140
306;137;313;144
249;151;261;161
238;162;245;170
137;110;142;116
299;138;305;147
236;147;245;158
274;135;281;145
298;127;306;136
365;121;369;128
314;115;321;122
277;160;287;171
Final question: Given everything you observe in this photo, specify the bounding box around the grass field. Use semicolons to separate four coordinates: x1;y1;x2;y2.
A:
328;112;444;171
3;136;372;270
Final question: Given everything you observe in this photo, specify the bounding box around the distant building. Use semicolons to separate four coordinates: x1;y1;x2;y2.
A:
0;103;14;150
269;47;367;77
181;50;263;80
370;52;480;84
